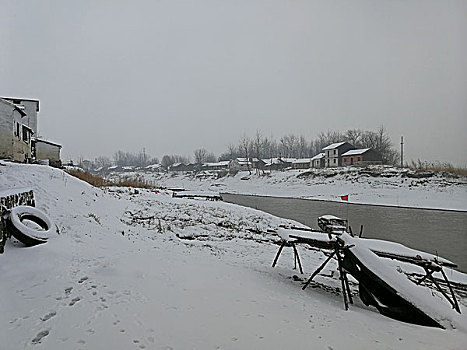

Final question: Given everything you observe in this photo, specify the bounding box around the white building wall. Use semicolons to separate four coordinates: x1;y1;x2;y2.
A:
20;100;39;134
0;101;32;161
0;102;14;159
35;141;61;162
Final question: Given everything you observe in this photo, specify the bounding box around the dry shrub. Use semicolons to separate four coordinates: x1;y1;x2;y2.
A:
408;160;467;176
67;170;157;188
112;176;156;189
67;169;109;187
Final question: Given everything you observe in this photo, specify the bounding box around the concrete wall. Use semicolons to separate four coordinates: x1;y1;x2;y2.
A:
2;98;39;134
20;100;39;134
0;100;32;161
0;101;14;159
0;99;35;162
35;141;61;162
11;125;32;162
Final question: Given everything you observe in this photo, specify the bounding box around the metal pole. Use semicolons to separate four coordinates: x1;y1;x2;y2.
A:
400;136;404;168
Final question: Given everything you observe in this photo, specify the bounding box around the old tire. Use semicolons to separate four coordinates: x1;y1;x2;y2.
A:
7;206;54;246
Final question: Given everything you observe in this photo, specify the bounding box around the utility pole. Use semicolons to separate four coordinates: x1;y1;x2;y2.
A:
400;136;404;168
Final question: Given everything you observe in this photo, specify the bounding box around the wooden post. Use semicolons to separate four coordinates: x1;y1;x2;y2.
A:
343;271;353;304
335;247;349;310
425;267;460;313
359;225;364;238
302;251;335;290
440;268;461;313
292;243;304;274
272;242;286;268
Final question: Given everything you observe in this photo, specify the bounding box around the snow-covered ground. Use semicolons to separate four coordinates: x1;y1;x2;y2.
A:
1;162;467;349
132;166;467;211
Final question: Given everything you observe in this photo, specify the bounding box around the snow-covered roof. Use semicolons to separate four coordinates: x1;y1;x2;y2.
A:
322;142;347;150
262;158;284;165
292;158;312;164
203;161;229;167
33;138;62;147
0;98;27;116
311;153;325;160
341;148;371;156
235;158;260;162
145;163;162;169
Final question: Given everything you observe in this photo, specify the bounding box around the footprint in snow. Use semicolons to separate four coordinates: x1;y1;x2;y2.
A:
31;330;49;344
78;276;89;284
69;297;81;306
41;311;57;322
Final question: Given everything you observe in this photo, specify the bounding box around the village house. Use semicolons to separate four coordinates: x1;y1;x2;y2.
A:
0;98;34;162
229;158;252;172
341;148;382;166
322;142;354;167
311;152;325;168
229;158;266;172
292;158;312;169
33;139;62;167
0;97;62;166
202;161;230;171
169;163;195;173
262;158;290;171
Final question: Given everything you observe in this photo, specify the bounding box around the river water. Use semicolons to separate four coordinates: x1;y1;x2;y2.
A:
221;193;467;272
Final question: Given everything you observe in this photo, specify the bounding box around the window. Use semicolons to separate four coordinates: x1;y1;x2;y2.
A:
357;156;361;162
334;149;337;155
16;122;20;138
22;125;29;142
333;158;336;164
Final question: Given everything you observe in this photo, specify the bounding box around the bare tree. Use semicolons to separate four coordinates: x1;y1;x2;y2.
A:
344;129;363;147
193;148;208;164
94;156;112;168
239;135;252;174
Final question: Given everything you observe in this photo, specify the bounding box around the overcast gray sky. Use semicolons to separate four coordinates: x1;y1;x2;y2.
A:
1;0;466;166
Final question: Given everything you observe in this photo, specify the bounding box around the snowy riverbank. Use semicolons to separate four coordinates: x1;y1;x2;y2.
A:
134;166;467;212
1;162;467;349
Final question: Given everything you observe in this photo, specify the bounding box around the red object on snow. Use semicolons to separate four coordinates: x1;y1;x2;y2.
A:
155;190;158;194
341;195;349;201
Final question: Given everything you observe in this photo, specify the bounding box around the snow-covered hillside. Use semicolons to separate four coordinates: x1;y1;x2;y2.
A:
1;162;467;349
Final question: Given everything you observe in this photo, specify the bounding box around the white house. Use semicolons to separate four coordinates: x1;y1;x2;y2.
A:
229;158;252;172
0;97;62;166
322;142;354;167
0;98;34;162
311;152;325;168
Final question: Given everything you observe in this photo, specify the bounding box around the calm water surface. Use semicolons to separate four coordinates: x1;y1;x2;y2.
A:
222;193;467;272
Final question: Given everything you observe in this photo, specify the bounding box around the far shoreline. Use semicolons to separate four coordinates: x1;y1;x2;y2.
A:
220;192;467;213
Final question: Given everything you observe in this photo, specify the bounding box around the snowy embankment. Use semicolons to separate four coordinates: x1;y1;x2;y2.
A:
1;162;467;349
135;166;467;211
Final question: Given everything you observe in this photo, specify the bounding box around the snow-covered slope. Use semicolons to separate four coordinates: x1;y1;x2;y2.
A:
1;162;466;349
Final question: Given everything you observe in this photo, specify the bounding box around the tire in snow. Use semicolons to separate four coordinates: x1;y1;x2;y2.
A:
6;206;54;246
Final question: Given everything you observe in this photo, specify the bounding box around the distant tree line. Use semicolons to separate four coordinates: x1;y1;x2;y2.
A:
78;126;400;171
219;126;400;165
79;149;159;171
